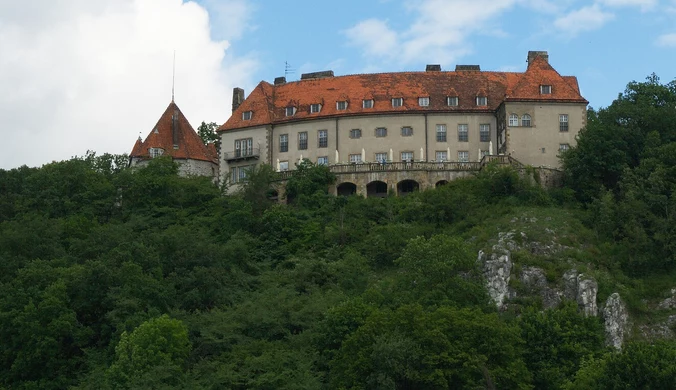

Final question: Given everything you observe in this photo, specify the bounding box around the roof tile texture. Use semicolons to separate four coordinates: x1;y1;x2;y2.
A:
220;54;586;132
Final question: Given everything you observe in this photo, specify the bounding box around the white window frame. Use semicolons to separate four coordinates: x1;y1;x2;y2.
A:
279;161;289;171
349;154;362;163
458;124;469;142
349;129;362;139
392;97;403;107
375;152;388;162
509;114;519;127
298;132;308;150
375;127;387;138
363;99;374;109
318;129;328;148
310;103;322;113
476;96;487;106
242;111;253;120
447;96;458;106
279;134;288;153
149;148;164;158
435;151;447;162
436;124;447;142
559;143;570;152
480;124;490;142
521;114;532;127
234;138;253;157
458;151;469;162
540;85;552;94
285;106;296;117
336;101;348;110
559;114;569;132
317;156;328;165
401;151;414;162
418;97;430;107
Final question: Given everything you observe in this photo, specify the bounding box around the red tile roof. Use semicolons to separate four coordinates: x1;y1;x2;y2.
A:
219;55;587;132
130;101;218;164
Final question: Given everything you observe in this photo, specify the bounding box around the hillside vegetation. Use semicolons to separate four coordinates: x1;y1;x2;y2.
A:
1;76;676;389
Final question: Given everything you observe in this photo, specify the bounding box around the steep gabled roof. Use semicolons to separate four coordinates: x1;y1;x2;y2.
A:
219;57;587;132
130;101;218;164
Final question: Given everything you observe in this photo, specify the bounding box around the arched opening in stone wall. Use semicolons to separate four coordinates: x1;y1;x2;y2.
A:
266;189;279;202
397;179;419;196
366;181;388;198
435;180;448;187
337;182;357;196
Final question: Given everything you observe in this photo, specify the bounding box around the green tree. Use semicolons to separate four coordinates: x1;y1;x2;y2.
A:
107;315;191;389
284;159;336;205
197;121;219;145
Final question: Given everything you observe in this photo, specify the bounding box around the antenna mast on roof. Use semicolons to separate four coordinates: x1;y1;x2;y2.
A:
172;50;176;102
284;61;295;78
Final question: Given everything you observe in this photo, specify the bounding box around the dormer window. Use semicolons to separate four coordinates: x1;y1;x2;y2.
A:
476;96;487;106
337;101;348;110
363;99;374;109
285;106;296;117
540;85;552;94
418;97;430;107
242;111;252;120
310;103;322;113
447;96;458;106
392;98;403;107
149;148;164;158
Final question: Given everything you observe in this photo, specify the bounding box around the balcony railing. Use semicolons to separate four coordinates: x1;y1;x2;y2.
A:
223;148;260;161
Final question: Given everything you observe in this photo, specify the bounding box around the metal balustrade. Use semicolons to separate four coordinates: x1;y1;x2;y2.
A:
223;148;260;161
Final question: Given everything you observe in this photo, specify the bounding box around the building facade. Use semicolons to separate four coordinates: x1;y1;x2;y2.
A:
129;101;219;178
217;51;587;194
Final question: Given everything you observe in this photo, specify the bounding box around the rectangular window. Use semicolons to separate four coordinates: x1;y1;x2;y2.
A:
242;111;252;120
318;129;328;148
521;114;532;127
392;98;403;107
458;151;469;162
310;103;321;113
436;124;447;142
458;124;468;142
418;97;429;106
447;96;458;106
285;107;295;117
149;148;164;158
336;101;347;110
234;138;253;157
401;126;413;137
559;114;569;132
279;161;289;171
480;124;490;142
230;166;251;183
349;154;362;163
540;85;552;94
350;129;362;139
375;152;388;162
559;143;570;152
318;156;328;165
298;132;308;150
279;134;288;153
435;151;447;161
476;96;487;106
401;151;413;162
363;99;374;108
375;127;387;137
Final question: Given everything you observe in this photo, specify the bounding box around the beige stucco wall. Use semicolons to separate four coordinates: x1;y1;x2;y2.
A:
504;102;586;168
219;125;269;185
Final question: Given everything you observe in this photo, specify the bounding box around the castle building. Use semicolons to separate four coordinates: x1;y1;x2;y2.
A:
217;51;587;196
129;100;219;178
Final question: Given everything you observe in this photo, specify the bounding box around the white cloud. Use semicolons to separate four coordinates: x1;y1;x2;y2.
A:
553;5;615;37
656;33;676;47
344;0;519;67
597;0;657;11
0;0;257;169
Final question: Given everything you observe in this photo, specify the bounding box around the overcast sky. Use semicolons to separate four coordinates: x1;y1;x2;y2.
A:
1;0;675;169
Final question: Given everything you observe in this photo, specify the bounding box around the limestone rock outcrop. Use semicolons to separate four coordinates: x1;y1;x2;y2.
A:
603;293;629;349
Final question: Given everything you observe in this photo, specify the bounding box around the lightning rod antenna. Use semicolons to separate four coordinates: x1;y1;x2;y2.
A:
172;50;176;102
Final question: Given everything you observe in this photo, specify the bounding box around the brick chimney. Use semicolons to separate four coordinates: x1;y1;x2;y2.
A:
232;87;244;113
527;51;549;65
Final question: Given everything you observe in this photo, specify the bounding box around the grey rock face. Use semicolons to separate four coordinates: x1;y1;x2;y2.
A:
603;293;629;349
520;267;561;309
577;276;598;317
657;288;676;310
480;233;516;309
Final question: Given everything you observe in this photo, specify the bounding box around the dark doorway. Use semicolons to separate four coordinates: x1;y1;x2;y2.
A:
366;181;388;198
337;182;357;196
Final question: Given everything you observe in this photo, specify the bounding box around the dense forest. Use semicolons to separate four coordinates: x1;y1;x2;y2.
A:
1;76;676;389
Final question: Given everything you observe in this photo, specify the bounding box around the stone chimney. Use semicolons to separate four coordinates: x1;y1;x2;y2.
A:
455;65;481;71
274;76;287;85
232;87;244;113
426;64;441;72
300;70;334;80
527;51;549;65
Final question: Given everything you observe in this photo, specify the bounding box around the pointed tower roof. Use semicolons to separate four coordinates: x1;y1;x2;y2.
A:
130;101;218;164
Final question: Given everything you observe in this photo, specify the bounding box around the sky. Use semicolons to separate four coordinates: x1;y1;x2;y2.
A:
1;0;675;169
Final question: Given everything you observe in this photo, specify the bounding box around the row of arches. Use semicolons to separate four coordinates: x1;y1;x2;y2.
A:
337;179;448;198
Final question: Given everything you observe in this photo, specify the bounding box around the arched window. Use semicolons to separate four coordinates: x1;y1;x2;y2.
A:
521;114;532;127
509;114;519;127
